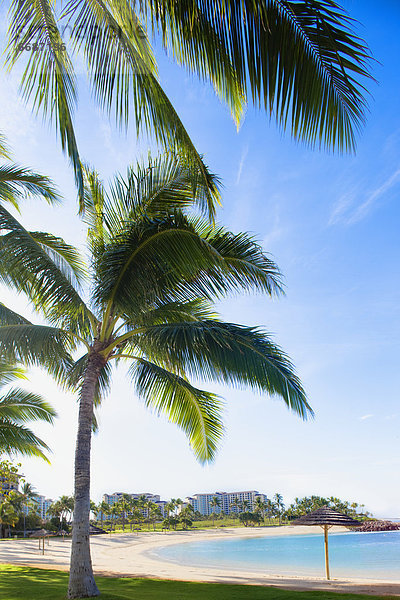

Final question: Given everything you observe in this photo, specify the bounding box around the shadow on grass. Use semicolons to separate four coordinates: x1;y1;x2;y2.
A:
0;566;398;600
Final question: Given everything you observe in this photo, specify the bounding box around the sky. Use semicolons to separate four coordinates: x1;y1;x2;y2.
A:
0;1;399;518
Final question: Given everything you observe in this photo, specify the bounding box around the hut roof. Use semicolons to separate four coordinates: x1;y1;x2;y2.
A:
292;506;361;527
29;528;50;537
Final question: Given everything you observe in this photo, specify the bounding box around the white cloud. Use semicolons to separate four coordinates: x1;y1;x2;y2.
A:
329;167;400;225
359;414;374;421
235;144;248;185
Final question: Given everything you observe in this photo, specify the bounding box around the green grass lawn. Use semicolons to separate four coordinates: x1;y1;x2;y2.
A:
0;566;397;600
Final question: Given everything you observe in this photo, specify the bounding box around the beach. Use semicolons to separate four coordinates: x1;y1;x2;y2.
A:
1;525;400;596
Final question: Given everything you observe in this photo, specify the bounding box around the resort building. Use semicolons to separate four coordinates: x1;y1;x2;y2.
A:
102;492;167;517
33;495;54;520
185;490;267;516
0;472;21;497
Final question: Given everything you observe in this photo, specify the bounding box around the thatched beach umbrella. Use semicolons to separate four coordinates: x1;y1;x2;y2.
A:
292;506;360;580
29;529;50;554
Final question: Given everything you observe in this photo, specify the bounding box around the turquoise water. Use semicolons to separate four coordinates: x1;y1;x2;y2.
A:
153;531;400;580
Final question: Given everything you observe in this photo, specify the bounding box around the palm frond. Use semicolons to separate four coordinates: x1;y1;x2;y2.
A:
140;0;246;126
0;205;94;334
0;134;11;160
138;320;312;419
202;224;284;297
93;212;225;311
0;362;26;388
82;165;108;252
134;299;219;327
144;0;373;151
0;304;32;327
108;153;221;223
0;420;51;461
0;165;59;208
0;388;56;424
131;358;224;462
63;0;220;218
6;0;83;202
29;231;86;285
0;324;74;384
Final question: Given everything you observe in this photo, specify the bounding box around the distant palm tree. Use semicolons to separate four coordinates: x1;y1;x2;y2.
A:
20;481;38;537
230;498;241;519
97;501;110;531
254;497;267;524
0;496;18;538
274;493;285;525
209;496;221;526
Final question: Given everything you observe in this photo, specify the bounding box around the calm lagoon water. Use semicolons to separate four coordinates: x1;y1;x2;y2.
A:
153;531;400;580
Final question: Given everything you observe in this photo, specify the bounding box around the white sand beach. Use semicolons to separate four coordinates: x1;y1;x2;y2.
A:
1;526;400;596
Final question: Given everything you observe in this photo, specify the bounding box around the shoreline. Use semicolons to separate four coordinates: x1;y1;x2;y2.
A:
1;526;400;596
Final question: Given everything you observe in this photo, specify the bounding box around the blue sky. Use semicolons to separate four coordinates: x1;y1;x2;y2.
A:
0;1;399;517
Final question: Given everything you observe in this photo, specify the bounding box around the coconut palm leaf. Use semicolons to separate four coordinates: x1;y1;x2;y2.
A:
133;299;219;326
0;165;59;208
131;358;224;462
0;420;51;461
0;388;56;424
107;153;221;223
0;205;94;334
6;0;83;202
0;362;26;387
63;0;220;218
135;320;312;419
144;0;372;151
0;324;74;383
0;304;32;327
93;212;225;313
0;134;11;160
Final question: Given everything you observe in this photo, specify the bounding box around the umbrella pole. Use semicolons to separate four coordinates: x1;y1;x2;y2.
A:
323;525;330;580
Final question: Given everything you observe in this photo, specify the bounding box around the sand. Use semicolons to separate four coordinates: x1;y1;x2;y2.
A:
1;525;400;596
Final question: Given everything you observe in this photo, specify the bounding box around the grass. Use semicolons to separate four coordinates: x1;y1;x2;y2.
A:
0;566;397;600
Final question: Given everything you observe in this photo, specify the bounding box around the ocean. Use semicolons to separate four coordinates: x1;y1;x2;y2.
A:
153;530;400;580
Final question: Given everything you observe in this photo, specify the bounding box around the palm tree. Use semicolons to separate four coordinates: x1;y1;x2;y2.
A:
20;481;38;537
5;2;371;205
209;496;221;526
230;497;241;519
0;496;18;538
254;497;267;524
0;362;57;461
273;493;285;525
0;154;311;598
96;501;110;531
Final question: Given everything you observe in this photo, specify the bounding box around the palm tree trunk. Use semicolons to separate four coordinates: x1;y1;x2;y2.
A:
68;351;104;599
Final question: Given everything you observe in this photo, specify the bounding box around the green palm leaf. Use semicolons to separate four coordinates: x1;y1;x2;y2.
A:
144;0;372;151
0;420;51;461
0;324;74;383
0;362;26;387
0;164;59;208
0;388;56;424
93;213;225;312
137;320;312;419
6;0;83;201
0;205;94;334
131;358;224;462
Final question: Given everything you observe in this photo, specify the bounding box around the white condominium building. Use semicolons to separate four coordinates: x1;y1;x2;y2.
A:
102;492;167;517
186;490;267;516
30;495;53;520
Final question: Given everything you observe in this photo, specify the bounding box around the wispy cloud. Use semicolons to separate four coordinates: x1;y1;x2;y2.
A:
360;414;374;421
329;168;400;225
235;145;248;185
